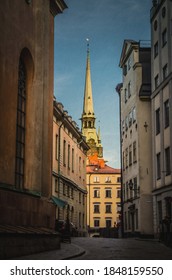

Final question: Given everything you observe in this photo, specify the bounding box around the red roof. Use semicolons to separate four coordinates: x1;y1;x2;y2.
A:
86;164;121;174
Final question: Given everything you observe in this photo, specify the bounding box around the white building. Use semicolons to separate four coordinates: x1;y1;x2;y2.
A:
118;40;154;237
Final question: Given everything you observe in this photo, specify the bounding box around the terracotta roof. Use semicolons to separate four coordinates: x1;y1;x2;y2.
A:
86;164;121;174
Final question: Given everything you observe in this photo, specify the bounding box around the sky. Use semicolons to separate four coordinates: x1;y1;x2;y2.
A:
54;0;151;168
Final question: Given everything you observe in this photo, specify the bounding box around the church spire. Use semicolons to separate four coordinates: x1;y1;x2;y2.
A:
82;39;95;118
81;40;103;158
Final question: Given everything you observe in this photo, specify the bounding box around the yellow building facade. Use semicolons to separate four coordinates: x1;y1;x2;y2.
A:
86;157;121;237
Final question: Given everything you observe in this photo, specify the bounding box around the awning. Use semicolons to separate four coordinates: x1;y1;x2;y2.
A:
51;196;67;208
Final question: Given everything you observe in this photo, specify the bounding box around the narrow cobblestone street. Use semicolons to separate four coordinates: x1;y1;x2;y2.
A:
71;237;172;260
14;237;172;260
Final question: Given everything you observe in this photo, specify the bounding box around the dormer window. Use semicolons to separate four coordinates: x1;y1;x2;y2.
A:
123;64;127;76
128;56;132;70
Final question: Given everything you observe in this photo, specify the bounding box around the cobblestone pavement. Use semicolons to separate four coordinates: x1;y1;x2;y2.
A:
72;237;172;260
14;237;172;260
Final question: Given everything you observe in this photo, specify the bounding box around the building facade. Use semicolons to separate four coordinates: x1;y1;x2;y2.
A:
86;155;121;237
0;0;67;258
151;0;172;241
53;100;89;236
118;40;154;237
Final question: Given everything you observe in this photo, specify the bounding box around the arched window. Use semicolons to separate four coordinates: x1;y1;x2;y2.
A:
15;57;26;189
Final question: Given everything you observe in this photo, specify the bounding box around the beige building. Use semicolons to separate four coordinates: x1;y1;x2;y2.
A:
151;0;172;241
118;40;153;237
52;100;89;236
86;155;121;237
0;1;67;258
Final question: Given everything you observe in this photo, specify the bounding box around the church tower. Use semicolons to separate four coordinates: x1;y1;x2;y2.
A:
81;40;103;158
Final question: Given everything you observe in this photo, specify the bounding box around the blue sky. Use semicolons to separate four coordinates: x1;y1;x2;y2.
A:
54;0;151;168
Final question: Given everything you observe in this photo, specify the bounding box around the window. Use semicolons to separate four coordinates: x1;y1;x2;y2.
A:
94;189;100;198
94;176;99;183
124;88;128;103
129;111;133;127
79;156;81;172
67;144;70;169
15;57;26;189
72;148;74;172
133;177;138;197
126;148;128;168
123;64;127;76
129;179;133;199
55;134;58;160
67;185;70;197
123;151;125;170
126;182;129;200
83;194;85;205
162;6;166;18
155;74;159;89
128;82;131;98
154;41;158;58
164;100;169;128
94;204;100;213
105;189;111;198
132;107;136;123
156;108;160;135
133;141;137;163
105;204;111;213
63;183;66;195
165;147;171;176
117;177;121;183
163;64;168;80
128;56;131;70
79;192;81;203
55;179;58;193
125;116;128;130
117;189;121;198
71;188;74;199
116;203;121;213
156;153;161;180
63;140;66;166
129;145;132;166
106;219;112;228
162;29;167;47
94;219;100;227
105;177;111;183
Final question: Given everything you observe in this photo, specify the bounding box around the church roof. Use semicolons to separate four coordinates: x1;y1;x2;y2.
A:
86;164;121;174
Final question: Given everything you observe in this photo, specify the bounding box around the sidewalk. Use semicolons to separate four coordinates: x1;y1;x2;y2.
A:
14;240;85;260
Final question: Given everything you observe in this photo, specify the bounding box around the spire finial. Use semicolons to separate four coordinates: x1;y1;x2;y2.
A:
86;38;90;54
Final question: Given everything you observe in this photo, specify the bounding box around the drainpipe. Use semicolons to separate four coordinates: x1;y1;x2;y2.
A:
115;83;124;238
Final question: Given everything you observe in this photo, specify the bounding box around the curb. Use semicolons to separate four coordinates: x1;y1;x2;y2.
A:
62;244;86;260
